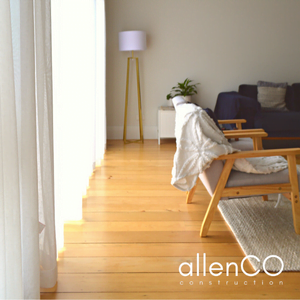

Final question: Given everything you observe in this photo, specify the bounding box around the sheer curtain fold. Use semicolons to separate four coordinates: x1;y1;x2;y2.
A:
0;1;23;299
34;0;57;289
0;0;57;298
52;0;106;250
95;0;107;163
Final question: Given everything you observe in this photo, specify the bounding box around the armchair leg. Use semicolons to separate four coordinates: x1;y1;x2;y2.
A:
262;195;268;201
287;155;300;234
186;178;200;204
200;159;234;237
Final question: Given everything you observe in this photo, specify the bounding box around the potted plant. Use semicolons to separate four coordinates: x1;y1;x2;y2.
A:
166;78;200;104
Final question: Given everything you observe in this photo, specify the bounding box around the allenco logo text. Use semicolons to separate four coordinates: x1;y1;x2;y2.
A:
179;253;284;277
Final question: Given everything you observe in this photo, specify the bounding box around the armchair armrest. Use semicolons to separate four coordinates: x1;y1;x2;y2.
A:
216;148;300;160
218;119;246;130
223;129;265;134
223;131;268;140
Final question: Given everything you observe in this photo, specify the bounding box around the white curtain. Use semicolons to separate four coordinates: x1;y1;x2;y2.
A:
96;0;107;164
0;0;57;298
52;0;106;251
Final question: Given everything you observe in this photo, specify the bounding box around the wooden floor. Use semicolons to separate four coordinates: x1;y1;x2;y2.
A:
41;140;300;299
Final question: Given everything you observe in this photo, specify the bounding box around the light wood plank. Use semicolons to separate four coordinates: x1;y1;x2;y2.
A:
87;190;186;197
82;211;225;222
90;174;171;181
83;196;208;204
87;183;176;191
64;230;236;244
58;243;244;258
52;273;298;293
64;220;229;232
41;290;300;300
57;256;253;274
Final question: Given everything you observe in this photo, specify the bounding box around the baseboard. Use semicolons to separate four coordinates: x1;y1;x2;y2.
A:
107;126;158;139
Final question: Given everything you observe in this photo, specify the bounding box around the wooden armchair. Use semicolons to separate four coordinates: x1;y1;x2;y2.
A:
186;125;269;204
187;148;300;237
171;97;299;237
171;97;269;204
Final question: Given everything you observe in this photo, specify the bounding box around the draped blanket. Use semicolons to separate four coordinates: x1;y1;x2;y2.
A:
171;103;288;191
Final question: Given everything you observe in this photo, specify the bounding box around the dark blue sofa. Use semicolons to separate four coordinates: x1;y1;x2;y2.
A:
214;83;300;148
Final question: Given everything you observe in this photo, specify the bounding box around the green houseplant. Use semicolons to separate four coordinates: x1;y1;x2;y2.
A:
166;78;200;101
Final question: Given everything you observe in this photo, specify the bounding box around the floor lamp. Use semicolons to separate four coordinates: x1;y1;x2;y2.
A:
119;30;146;144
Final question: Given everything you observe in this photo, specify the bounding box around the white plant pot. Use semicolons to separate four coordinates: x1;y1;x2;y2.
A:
169;95;192;107
183;95;192;103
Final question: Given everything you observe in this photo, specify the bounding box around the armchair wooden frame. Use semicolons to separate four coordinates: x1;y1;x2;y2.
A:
217;117;268;150
187;148;300;237
186;127;268;205
223;130;267;151
218;118;247;130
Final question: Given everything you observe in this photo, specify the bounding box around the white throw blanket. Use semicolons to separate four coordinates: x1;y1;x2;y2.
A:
171;103;288;191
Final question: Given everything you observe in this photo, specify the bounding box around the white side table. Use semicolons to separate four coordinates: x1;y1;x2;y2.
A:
158;106;176;144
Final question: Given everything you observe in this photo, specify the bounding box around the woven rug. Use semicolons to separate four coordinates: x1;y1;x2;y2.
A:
218;193;300;272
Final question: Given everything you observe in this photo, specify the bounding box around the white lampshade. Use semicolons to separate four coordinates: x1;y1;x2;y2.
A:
119;31;146;51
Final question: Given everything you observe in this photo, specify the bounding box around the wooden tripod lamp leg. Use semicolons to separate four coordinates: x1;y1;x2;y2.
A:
135;57;144;143
123;57;130;143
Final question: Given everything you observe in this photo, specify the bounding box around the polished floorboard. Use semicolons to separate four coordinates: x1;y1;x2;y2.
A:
41;140;300;299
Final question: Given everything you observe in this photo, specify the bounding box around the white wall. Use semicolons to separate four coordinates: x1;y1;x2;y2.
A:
106;0;300;139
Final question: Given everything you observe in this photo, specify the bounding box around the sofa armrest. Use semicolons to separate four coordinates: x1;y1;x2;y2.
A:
214;91;261;130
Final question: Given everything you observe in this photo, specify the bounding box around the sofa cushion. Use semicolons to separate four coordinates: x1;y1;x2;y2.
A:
239;84;258;99
239;84;295;111
257;81;288;111
255;111;300;136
